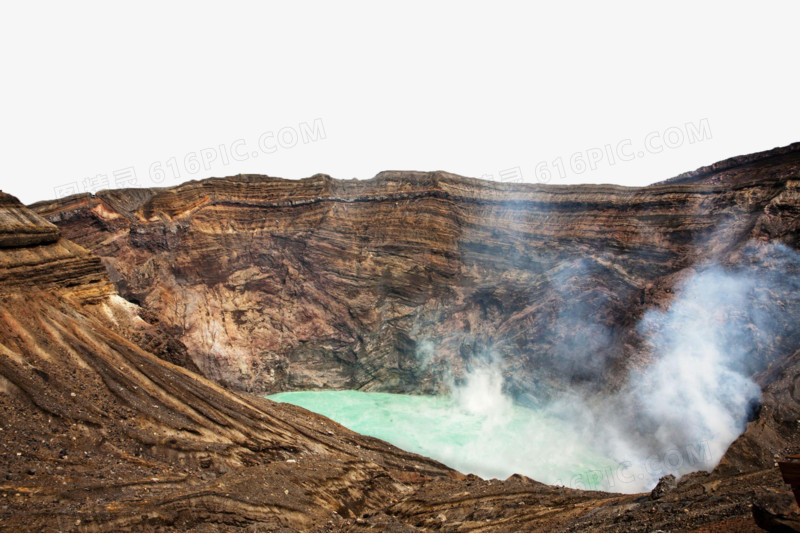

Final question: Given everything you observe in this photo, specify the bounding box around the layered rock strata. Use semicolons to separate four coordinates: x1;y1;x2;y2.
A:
30;145;800;402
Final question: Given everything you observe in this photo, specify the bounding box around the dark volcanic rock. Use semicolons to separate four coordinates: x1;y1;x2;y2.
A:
650;474;678;500
753;487;800;532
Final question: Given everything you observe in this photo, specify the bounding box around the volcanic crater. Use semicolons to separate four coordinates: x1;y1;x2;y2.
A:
1;143;800;531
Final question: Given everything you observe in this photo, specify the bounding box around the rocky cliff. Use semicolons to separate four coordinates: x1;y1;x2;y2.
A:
30;144;800;403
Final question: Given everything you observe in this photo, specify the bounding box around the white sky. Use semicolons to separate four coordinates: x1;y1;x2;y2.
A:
1;1;799;204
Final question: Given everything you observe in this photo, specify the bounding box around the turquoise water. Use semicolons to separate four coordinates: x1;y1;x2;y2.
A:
268;389;624;491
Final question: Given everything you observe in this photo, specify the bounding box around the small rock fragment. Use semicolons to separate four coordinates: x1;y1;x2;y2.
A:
650;474;677;500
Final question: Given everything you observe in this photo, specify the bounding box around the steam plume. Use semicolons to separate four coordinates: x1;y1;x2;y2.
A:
444;241;800;492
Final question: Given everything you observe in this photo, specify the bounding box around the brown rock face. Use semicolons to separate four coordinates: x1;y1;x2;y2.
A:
0;192;60;248
30;144;800;402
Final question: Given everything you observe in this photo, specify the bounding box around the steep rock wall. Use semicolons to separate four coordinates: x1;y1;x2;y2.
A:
30;145;800;402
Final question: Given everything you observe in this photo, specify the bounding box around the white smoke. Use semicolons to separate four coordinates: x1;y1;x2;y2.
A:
444;241;800;493
437;355;622;485
629;268;762;466
451;356;513;420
